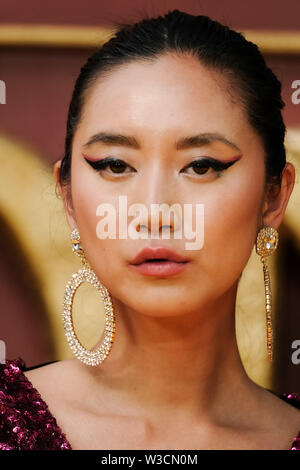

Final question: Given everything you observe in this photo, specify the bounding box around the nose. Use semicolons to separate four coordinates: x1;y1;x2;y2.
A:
136;210;175;235
133;167;181;237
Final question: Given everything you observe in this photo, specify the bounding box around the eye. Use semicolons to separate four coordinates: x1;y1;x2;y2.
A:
84;156;136;175
180;158;236;177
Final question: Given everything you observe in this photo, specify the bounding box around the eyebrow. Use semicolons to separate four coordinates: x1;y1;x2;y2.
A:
82;131;241;152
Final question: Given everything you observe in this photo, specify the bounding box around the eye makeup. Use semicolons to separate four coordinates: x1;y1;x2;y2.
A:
81;152;243;175
82;153;132;172
180;154;243;174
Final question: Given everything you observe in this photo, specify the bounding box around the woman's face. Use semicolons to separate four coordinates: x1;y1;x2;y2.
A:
58;53;270;317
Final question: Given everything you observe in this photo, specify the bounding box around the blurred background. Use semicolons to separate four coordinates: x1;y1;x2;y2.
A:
0;0;299;393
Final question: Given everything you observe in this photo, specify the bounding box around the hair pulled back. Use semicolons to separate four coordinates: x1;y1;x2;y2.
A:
58;9;286;193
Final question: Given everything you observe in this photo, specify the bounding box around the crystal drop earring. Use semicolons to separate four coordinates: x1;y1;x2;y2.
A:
62;227;116;366
255;226;279;363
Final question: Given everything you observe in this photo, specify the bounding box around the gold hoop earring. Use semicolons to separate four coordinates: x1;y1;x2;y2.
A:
62;227;116;366
255;226;279;363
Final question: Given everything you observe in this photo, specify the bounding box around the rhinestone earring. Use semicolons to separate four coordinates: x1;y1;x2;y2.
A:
255;226;279;363
62;227;116;366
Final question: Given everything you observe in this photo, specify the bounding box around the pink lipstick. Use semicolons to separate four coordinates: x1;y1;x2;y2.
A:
129;246;190;277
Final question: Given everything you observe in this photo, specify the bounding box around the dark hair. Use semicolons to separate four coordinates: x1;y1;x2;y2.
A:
58;9;286;197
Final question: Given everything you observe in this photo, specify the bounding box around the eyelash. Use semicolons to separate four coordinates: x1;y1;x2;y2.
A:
84;156;235;177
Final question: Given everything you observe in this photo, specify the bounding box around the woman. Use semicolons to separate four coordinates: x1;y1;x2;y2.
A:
1;9;299;450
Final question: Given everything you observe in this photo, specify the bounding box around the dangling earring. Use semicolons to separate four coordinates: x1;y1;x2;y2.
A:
255;226;279;363
62;227;116;366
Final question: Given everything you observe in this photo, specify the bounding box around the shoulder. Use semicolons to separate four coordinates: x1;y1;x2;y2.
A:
0;358;72;450
277;391;300;450
278;393;300;450
23;356;77;381
261;388;300;450
23;356;84;406
278;392;300;410
22;356;91;426
264;388;300;415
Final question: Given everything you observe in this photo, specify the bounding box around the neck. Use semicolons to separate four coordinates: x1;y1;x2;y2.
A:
86;283;261;425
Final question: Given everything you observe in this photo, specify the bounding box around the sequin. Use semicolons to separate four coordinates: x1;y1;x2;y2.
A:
0;358;72;450
0;358;299;450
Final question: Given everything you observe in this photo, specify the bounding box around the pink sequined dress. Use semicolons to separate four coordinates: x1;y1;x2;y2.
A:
0;358;299;450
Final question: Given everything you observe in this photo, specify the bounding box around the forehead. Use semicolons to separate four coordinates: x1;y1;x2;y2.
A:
76;53;258;151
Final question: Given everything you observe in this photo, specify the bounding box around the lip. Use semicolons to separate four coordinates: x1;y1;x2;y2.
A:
130;246;189;265
129;246;190;277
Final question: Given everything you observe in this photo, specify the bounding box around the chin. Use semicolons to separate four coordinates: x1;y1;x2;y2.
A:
129;298;197;318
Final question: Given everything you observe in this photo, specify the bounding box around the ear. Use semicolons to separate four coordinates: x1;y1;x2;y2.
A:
261;162;295;229
53;159;77;231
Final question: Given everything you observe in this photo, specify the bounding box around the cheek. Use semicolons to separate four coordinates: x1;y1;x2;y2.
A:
70;166;133;297
70;167;116;275
200;171;264;291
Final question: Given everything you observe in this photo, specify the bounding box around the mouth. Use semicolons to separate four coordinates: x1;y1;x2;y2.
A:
129;259;189;277
130;246;190;265
141;258;181;263
129;248;190;277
